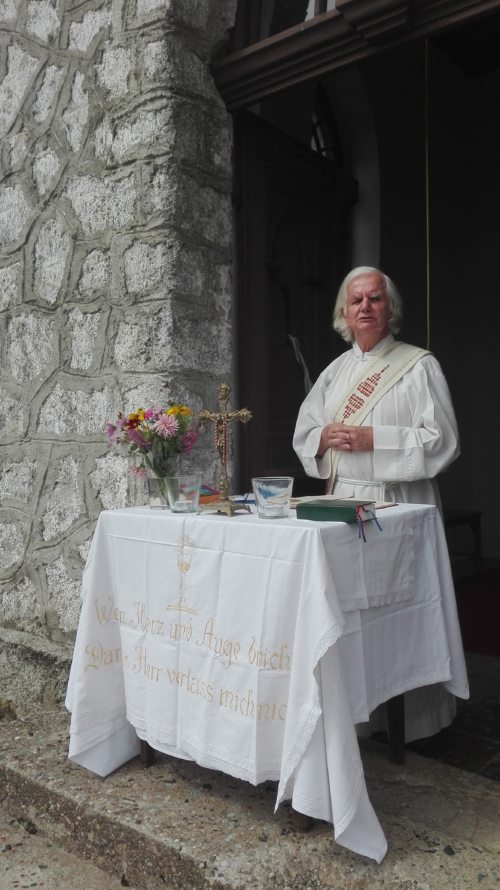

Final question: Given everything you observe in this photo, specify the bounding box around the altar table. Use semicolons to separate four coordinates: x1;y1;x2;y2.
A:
66;503;469;863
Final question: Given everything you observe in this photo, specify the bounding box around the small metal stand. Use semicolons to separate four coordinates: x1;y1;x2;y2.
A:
199;383;252;516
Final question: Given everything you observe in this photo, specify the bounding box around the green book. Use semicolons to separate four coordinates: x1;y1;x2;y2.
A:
295;498;376;523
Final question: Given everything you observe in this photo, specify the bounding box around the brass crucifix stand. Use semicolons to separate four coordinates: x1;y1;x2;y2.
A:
198;383;252;516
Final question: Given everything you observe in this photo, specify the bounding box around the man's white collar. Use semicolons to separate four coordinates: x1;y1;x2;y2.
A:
352;333;395;360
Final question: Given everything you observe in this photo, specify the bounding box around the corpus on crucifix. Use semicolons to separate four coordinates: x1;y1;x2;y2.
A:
198;383;252;516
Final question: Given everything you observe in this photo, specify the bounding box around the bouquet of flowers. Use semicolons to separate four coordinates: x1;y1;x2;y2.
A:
106;403;199;478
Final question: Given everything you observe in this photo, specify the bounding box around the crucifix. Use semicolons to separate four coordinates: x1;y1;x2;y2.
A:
198;383;252;516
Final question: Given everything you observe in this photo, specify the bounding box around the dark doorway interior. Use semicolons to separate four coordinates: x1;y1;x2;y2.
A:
234;110;357;494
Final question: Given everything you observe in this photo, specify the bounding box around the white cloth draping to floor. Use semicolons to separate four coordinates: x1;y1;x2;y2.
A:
66;503;468;864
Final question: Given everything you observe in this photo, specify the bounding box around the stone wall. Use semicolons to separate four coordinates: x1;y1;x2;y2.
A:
0;0;237;708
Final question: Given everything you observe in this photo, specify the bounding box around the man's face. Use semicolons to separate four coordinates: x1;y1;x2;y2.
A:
344;272;391;346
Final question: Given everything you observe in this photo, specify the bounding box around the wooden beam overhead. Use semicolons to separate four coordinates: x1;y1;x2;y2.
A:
212;0;500;110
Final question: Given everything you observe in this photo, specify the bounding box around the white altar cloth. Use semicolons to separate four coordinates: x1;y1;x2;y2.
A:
66;503;468;863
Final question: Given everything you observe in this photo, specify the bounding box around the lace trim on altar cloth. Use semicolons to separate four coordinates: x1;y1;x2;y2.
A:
134;731;282;785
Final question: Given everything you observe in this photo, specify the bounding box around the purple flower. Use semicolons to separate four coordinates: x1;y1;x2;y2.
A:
106;423;118;446
182;429;198;454
127;428;148;449
154;414;179;438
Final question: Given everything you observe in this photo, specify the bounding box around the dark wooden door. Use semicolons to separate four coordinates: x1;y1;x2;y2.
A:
234;110;357;494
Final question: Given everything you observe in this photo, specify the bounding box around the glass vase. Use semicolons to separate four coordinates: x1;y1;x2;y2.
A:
146;472;169;508
145;457;182;508
127;456;148;507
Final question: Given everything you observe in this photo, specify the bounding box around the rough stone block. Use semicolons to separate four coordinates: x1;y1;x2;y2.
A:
65;172;136;235
141;33;223;104
62;71;89;152
67;6;112;54
0;43;42;139
0;459;37;505
0;575;41;633
45;555;82;635
41;455;82;542
32;145;63;197
89;452;128;510
170;313;232;376
96;42;132;98
0;262;21;311
31;64;65;124
141;37;168;82
6;131;29;170
114;306;175;372
133;0;237;38
172;254;232;319
172;174;232;248
175;100;232;175
0;0;17;25
36;382;120;437
123;238;171;296
0;182;34;250
75;248;111;297
7;312;56;383
0;515;29;576
169;241;208;301
133;0;170;24
32;217;72;305
67;307;102;371
0;388;26;441
122;379;175;414
26;0;60;43
94;102;175;165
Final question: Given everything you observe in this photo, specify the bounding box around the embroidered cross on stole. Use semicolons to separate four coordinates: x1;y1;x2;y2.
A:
326;341;429;494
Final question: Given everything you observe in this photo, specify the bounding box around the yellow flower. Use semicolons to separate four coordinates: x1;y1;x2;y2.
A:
127;409;145;427
166;404;192;417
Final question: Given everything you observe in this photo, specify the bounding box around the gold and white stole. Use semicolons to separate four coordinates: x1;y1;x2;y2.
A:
326;341;429;494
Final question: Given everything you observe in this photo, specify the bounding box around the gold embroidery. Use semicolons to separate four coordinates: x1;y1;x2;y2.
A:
167;533;197;614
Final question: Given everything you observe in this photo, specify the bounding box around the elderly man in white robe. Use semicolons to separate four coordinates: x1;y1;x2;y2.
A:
293;266;460;507
293;266;463;745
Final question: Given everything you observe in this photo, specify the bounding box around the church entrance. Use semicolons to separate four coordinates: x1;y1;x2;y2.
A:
234;109;357;493
216;1;500;562
213;0;500;780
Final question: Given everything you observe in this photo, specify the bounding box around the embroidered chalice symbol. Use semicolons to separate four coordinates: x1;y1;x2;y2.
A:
167;533;197;614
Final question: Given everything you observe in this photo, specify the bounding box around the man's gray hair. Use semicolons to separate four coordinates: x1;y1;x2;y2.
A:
333;266;404;343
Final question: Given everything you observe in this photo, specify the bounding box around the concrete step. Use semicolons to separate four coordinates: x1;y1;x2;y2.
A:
0;808;134;890
1;707;500;890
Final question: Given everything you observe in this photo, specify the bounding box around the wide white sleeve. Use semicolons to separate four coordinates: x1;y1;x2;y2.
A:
293;371;332;480
372;355;460;483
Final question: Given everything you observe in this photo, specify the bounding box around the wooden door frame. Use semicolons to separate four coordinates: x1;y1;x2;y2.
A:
213;0;500;110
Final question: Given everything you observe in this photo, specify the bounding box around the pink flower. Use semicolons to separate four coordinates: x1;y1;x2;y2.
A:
128;465;147;477
143;408;156;420
154;413;179;438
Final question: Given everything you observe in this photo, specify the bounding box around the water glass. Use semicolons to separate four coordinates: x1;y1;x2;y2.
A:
251;477;294;519
165;475;202;513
